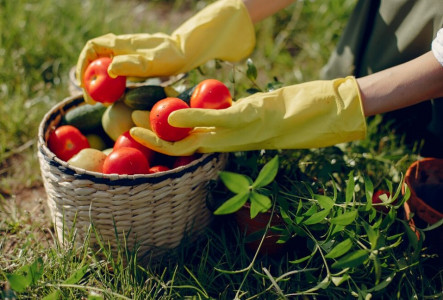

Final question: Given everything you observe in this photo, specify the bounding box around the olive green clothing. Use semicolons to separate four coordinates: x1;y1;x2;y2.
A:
321;0;443;157
321;0;443;78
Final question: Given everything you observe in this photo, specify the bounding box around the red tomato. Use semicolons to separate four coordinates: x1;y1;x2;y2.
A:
102;147;150;175
148;165;170;174
190;79;232;109
83;57;126;104
173;154;197;168
114;131;155;163
372;190;391;213
48;125;90;161
150;97;192;142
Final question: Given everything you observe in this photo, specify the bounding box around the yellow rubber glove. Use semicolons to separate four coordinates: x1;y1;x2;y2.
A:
76;0;255;104
130;77;367;156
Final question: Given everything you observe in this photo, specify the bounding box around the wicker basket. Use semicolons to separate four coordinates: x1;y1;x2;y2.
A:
38;94;228;260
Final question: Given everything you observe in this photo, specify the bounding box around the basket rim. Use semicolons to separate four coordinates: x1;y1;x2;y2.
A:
38;93;227;186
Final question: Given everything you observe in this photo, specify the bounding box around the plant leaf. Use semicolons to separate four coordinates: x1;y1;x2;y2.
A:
249;191;272;217
314;194;335;210
303;182;315;198
378;193;389;204
400;183;411;207
244;229;266;243
43;265;89;300
42;292;59;300
252;155;279;189
422;217;443;231
290;247;317;264
331;274;349;286
7;257;44;292
6;274;30;293
369;207;377;222
304;276;330;293
366;272;396;292
246;58;258;81
362;220;379;250
373;255;382;284
345;171;354;205
401;220;420;254
246;88;261;94
330;224;345;237
214;192;249;215
330;210;358;226
325;238;353;259
64;265;89;284
303;209;330;225
88;293;104;300
364;176;374;210
290;224;307;237
303;205;318;217
277;196;291;224
331;249;369;269
219;171;251;194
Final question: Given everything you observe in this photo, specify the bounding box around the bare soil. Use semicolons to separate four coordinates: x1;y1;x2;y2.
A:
13;185;50;225
1;184;54;264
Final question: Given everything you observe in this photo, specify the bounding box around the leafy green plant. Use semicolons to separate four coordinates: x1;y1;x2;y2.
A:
214;155;279;218
207;148;443;299
5;257;44;294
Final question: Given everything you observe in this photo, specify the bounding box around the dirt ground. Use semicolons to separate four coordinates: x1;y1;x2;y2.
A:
1;184;51;231
0;184;53;263
13;185;50;225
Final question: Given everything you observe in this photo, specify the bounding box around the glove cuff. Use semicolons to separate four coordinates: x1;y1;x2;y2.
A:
334;76;367;142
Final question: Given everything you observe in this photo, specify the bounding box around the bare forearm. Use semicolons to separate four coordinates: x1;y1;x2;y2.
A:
357;51;443;117
243;0;296;23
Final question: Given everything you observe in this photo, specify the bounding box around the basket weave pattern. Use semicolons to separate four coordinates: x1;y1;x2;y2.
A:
38;95;228;258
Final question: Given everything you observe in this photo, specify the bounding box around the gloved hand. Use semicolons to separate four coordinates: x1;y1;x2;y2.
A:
76;0;255;104
130;77;367;156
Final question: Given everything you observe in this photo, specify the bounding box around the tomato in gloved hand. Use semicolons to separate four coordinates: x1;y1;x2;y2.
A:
83;57;126;104
150;97;192;142
48;125;90;161
190;79;232;109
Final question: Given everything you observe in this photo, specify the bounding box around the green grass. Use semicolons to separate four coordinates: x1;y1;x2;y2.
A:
1;0;442;299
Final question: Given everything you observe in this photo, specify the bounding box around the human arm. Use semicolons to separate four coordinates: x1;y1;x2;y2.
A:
243;0;296;23
358;51;443;116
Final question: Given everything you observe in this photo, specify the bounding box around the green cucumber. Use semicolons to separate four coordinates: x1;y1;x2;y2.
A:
123;85;167;110
176;85;197;105
62;102;106;132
